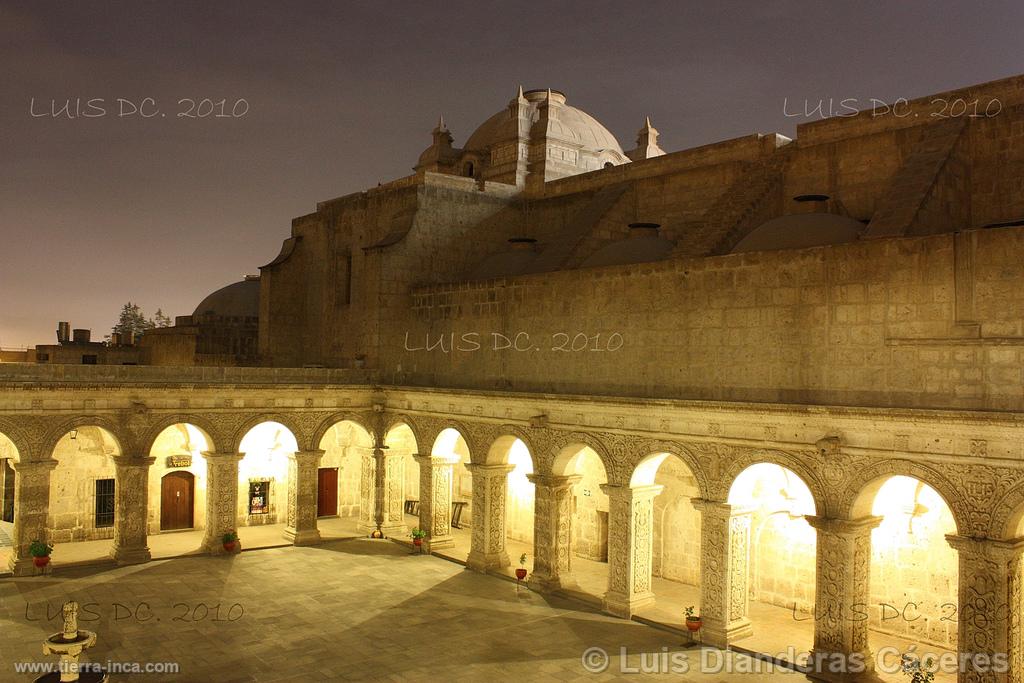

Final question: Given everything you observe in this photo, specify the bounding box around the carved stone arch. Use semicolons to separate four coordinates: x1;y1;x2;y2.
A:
41;415;131;459
431;419;485;462
490;424;544;470
548;430;614;479
231;413;308;453
382;413;423;452
839;459;969;534
631;439;710;499
140;414;224;456
717;447;831;516
0;416;35;462
309;411;378;450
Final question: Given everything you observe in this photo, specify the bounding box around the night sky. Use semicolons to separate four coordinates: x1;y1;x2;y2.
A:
1;1;1021;348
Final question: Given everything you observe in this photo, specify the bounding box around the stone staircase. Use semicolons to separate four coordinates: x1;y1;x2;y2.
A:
862;118;967;239
530;182;630;273
678;155;788;258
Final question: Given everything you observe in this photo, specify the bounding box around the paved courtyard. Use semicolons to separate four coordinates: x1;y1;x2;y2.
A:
0;538;806;682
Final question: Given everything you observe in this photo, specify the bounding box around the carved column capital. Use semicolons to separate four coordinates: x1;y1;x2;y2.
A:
806;515;882;536
601;483;663;503
465;463;515;478
527;473;581;490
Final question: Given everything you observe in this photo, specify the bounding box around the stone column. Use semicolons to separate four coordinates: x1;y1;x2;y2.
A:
602;484;663;618
358;447;407;538
465;463;515;572
946;535;1024;683
202;452;244;554
805;515;882;679
111;455;156;565
7;459;57;576
530;474;581;593
693;499;754;648
414;453;455;551
283;449;324;546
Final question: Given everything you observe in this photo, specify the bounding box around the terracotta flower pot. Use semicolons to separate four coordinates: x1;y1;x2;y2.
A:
413;538;423;546
685;618;702;632
515;568;528;580
223;541;236;552
33;556;51;568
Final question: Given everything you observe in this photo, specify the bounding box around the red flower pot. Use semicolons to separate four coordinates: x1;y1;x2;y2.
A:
223;541;236;552
413;538;423;547
685;618;702;632
515;568;528;580
33;556;51;568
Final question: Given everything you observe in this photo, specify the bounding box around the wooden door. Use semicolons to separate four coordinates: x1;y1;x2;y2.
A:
317;468;338;517
160;471;194;530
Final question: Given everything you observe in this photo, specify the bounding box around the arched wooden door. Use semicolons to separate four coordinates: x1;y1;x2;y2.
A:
161;471;194;530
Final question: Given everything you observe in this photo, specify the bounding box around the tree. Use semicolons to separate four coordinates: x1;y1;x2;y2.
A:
112;302;153;338
153;308;172;328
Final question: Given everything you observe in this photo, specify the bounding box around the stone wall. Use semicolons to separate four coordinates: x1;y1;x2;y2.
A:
319;422;372;517
652;457;702;585
396;226;1024;411
571;450;608;561
48;429;116;543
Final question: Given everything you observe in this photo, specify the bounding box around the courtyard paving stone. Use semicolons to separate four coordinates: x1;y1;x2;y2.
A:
1;538;801;682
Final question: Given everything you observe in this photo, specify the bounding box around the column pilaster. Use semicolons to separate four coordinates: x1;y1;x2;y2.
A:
693;499;754;647
465;463;515;572
805;515;883;680
202;452;244;554
946;535;1024;683
529;473;581;593
111;455;156;565
601;484;663;618
358;447;407;538
414;453;455;551
283;450;324;546
7;459;57;576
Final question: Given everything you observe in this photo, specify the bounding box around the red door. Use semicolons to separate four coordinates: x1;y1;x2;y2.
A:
317;468;338;517
160;471;194;530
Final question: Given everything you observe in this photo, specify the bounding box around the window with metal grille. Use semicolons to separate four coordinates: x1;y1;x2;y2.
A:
95;478;115;527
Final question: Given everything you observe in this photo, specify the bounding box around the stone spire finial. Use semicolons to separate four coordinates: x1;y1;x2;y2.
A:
626;115;665;161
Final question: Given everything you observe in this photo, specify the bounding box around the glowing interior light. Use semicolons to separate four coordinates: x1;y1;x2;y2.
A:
239;421;296;482
870;476;950;550
431;428;463;463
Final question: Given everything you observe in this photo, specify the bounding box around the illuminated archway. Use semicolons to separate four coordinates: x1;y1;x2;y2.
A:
726;463;817;653
853;475;959;665
149;423;211;535
238;422;298;527
552;444;609;599
316;420;373;526
46;426;122;566
0;431;19;569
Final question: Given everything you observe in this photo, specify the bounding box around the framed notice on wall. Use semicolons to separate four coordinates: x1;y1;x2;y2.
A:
249;480;269;515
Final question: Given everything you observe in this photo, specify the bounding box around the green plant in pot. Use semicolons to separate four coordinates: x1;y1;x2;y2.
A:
29;539;53;568
411;528;426;547
222;531;239;552
515;553;528;580
901;655;935;683
684;605;702;632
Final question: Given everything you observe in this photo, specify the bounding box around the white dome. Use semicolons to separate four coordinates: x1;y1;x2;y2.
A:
464;89;625;157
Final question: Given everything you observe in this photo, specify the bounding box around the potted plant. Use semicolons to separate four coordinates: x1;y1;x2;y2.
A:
222;531;239;552
29;539;53;568
684;605;702;632
411;528;426;547
901;655;935;683
515;553;528;580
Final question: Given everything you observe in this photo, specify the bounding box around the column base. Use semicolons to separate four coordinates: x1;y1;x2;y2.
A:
9;556;51;577
702;618;753;648
425;535;454;551
530;572;579;595
467;550;510;573
603;590;656;619
804;650;882;683
111;545;152;566
283;527;321;546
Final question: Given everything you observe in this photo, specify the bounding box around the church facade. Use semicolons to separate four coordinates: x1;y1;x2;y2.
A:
3;75;1024;681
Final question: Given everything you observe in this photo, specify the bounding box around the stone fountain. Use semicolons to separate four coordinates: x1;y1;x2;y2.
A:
36;602;107;682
